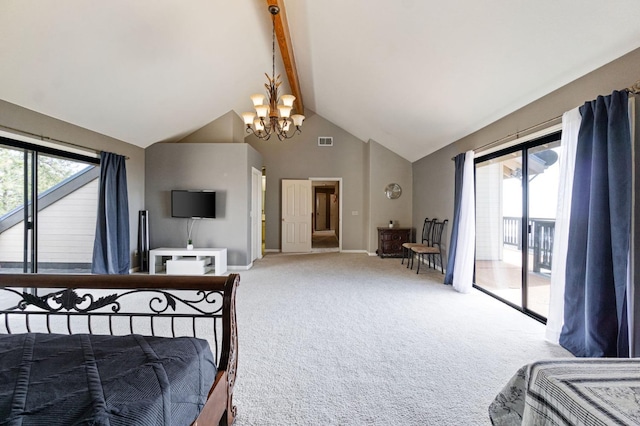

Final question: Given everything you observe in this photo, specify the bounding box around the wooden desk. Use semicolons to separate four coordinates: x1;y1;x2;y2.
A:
376;227;411;258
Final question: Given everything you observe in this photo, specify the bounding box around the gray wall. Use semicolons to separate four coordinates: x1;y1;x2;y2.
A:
246;111;414;253
412;46;640;270
247;111;368;251
178;110;245;144
0;99;145;269
367;139;412;254
144;142;262;267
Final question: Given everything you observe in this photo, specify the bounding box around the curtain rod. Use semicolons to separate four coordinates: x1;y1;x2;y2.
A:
0;123;130;160
451;80;640;161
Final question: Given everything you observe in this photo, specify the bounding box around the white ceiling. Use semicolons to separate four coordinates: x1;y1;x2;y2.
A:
1;1;639;162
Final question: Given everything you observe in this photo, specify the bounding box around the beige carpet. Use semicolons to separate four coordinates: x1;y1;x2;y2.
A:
312;230;339;251
233;252;570;425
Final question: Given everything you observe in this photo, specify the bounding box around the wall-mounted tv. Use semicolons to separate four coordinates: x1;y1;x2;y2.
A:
171;190;216;218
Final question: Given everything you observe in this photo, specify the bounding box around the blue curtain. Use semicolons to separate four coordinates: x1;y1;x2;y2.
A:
92;152;130;274
559;90;631;357
444;153;465;285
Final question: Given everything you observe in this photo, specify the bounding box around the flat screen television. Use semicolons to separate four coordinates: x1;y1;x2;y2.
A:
171;190;216;218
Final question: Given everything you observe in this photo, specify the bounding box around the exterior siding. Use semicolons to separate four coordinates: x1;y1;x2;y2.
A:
0;179;98;264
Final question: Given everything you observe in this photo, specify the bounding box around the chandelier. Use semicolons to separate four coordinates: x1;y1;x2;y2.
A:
242;5;304;141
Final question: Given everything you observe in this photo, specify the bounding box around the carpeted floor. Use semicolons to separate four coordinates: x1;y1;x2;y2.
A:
233;252;571;425
312;230;339;251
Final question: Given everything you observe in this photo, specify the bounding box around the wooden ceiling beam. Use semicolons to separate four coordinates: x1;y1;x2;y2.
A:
266;0;304;115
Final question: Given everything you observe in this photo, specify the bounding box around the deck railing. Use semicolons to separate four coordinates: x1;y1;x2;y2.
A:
503;216;555;274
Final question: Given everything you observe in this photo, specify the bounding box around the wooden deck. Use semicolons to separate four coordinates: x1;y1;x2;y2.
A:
475;247;550;318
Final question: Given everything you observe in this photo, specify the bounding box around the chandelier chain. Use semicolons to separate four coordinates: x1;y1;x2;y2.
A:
272;12;276;83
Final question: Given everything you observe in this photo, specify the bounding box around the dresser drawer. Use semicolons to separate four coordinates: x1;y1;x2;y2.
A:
376;227;412;258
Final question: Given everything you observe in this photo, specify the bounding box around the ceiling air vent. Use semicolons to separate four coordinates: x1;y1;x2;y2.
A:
318;136;333;147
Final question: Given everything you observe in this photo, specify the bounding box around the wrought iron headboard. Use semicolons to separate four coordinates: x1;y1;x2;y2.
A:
0;273;239;365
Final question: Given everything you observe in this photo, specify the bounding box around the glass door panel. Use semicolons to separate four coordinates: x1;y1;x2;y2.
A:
36;154;98;273
0;145;27;273
475;151;523;307
526;142;561;317
1;142;98;274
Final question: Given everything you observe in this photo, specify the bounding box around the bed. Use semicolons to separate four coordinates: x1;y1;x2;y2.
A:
489;358;640;426
0;273;239;426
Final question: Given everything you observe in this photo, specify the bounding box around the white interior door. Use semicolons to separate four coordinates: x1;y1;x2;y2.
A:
282;179;312;253
251;167;262;261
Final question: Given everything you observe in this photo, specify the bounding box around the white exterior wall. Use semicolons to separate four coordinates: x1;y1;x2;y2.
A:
0;179;98;263
475;163;503;261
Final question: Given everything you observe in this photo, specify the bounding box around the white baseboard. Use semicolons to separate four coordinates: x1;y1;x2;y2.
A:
228;263;253;271
264;249;280;253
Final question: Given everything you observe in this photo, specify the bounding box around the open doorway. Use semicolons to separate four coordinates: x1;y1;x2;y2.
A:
310;179;341;252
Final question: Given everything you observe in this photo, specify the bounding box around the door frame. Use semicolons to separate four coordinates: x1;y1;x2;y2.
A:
473;131;562;323
309;177;342;252
251;167;263;262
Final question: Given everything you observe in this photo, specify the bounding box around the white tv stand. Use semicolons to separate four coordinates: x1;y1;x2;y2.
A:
149;248;227;276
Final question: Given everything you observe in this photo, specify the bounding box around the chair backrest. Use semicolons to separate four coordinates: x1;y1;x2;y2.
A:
424;218;438;244
420;218;433;244
431;219;448;247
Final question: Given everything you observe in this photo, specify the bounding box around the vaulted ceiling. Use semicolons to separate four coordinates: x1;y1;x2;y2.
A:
1;1;639;162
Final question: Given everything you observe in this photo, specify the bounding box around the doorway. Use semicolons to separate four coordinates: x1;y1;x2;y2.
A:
311;179;341;252
279;178;342;253
474;132;561;321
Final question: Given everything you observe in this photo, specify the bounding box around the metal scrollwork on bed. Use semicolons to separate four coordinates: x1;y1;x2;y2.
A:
0;273;239;426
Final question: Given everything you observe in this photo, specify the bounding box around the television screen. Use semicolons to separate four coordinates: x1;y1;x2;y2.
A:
171;190;216;218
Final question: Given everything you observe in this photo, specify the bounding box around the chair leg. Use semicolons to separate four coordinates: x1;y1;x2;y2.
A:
439;254;444;274
401;247;405;265
416;254;421;274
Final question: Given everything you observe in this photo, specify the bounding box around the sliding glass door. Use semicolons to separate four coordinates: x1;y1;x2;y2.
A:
474;133;561;320
0;140;99;274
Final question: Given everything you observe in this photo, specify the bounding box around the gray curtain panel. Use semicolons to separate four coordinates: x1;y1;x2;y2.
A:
92;152;130;274
444;153;465;285
560;90;631;357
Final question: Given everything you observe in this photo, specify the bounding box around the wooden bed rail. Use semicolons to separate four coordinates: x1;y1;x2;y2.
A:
0;273;235;290
0;273;239;426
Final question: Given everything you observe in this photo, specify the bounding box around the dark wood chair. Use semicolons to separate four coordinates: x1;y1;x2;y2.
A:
401;218;434;267
411;219;448;274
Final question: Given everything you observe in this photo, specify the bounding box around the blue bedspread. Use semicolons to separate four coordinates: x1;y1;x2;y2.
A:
0;333;216;425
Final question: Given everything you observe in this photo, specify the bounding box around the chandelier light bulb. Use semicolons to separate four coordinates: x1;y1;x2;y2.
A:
255;105;269;119
280;94;295;107
250;94;265;107
278;105;292;118
291;114;305;127
279;119;291;132
242;112;255;125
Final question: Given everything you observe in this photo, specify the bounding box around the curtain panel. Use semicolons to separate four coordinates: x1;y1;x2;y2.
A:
451;151;475;294
92;152;130;274
444;153;466;286
559;90;632;357
545;107;581;344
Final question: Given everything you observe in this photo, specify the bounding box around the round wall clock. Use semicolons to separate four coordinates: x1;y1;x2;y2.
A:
384;183;402;199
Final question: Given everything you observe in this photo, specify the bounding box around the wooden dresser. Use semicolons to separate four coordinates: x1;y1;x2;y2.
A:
376;227;412;258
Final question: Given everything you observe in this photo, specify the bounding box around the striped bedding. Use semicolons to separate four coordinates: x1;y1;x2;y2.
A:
489;359;640;426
